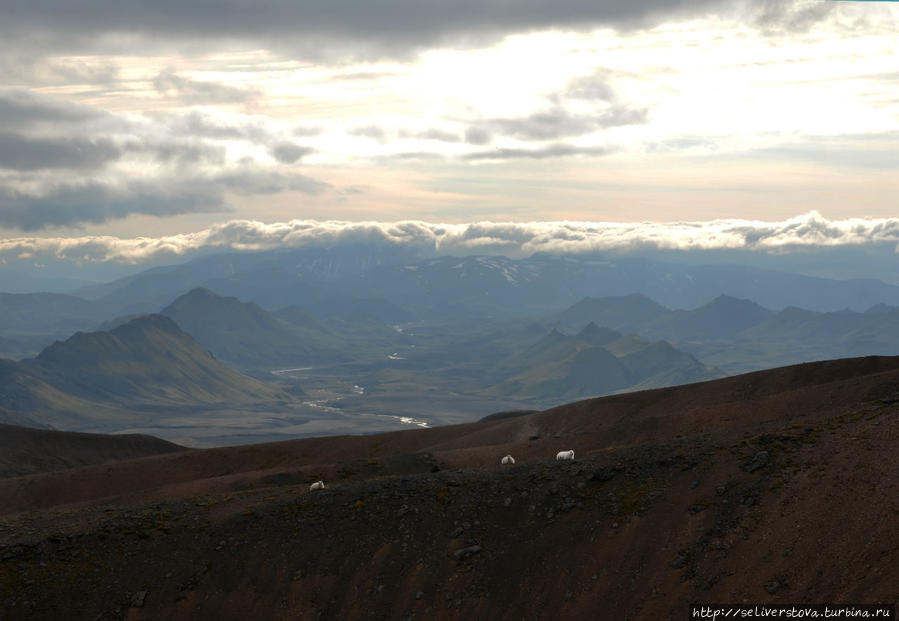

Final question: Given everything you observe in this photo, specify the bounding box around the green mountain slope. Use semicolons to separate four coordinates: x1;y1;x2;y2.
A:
0;315;293;429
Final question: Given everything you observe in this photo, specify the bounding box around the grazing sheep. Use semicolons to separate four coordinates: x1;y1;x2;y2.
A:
501;454;515;465
309;480;326;491
556;450;575;461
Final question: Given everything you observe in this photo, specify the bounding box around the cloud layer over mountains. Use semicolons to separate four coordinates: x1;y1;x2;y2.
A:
3;211;898;266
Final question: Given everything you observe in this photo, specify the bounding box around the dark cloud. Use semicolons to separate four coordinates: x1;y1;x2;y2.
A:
464;127;492;145
565;71;617;101
293;125;323;137
0;182;227;231
126;139;227;167
0;127;230;172
153;68;259;105
0;0;728;58
597;105;649;127
483;104;648;141
350;125;388;141
160;110;270;142
213;170;332;195
752;0;837;34
268;141;314;164
0;167;331;230
0;89;106;129
463;143;617;160
488;109;596;141
0;132;120;171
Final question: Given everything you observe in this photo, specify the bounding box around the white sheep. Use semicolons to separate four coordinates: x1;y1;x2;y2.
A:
309;480;326;491
555;450;575;461
501;454;515;465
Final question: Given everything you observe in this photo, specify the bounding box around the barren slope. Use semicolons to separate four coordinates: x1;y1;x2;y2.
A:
1;356;897;620
0;424;187;479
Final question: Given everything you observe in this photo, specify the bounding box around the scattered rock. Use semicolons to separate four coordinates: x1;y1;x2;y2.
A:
130;591;147;608
453;545;482;560
743;451;769;473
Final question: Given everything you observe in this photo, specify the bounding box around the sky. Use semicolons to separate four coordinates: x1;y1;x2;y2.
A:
0;0;898;278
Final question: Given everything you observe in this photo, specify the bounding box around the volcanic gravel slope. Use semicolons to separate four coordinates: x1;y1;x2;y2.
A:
0;424;186;479
1;356;898;620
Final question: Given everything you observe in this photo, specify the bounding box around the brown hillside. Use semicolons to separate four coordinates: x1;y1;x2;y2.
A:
1;355;897;620
0;424;187;479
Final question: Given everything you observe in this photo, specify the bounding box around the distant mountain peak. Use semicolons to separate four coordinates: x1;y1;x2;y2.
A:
575;322;620;345
183;286;218;298
547;328;567;340
35;313;192;366
705;294;763;308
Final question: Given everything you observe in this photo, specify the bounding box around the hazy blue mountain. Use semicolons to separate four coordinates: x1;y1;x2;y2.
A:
727;304;899;363
342;253;899;317
77;243;425;315
0;334;59;361
55;245;899;323
554;294;899;375
0;292;104;335
160;288;347;368
645;295;775;340
486;325;723;404
560;294;670;332
559;294;774;340
574;322;622;346
619;341;721;390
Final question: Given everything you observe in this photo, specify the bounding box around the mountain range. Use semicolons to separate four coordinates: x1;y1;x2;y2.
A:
485;323;722;402
559;293;899;373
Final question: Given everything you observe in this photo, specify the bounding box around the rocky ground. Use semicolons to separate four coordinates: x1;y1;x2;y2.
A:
1;357;898;620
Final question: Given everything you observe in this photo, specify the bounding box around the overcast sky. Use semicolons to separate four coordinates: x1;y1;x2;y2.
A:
0;0;897;267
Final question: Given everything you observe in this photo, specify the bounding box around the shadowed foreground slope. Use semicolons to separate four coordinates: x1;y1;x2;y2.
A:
0;424;187;479
1;356;897;620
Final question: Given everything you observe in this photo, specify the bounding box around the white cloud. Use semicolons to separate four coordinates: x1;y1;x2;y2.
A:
3;211;898;265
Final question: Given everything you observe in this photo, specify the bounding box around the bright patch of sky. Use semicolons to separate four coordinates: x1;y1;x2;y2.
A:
0;0;897;241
